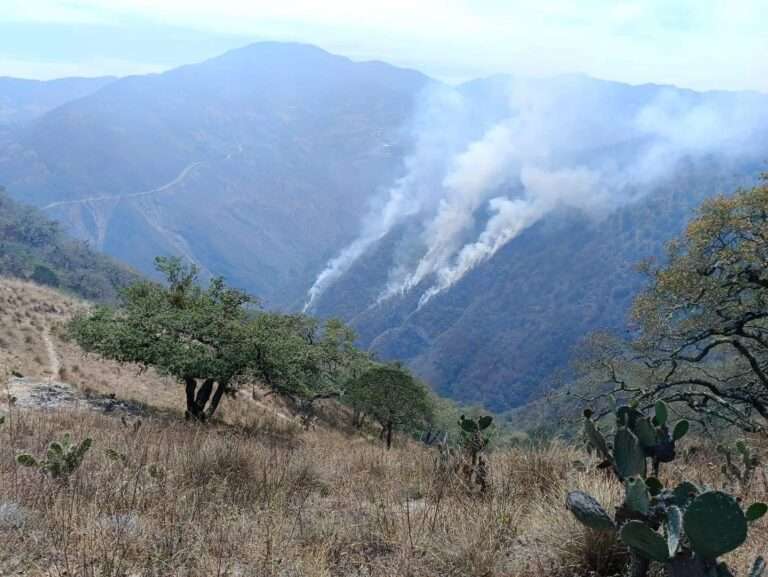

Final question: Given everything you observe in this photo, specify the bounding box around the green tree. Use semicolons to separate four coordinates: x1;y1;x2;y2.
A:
68;257;253;421
581;178;768;433
68;257;368;423
346;364;433;449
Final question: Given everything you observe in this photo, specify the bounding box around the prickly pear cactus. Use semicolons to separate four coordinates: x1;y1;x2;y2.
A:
16;433;92;481
567;470;766;576
582;401;689;481
718;441;761;491
457;414;493;493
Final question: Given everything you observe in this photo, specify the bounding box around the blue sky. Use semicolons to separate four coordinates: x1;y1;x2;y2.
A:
1;1;765;91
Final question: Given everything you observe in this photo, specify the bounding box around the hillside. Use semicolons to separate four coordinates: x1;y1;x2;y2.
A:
0;42;429;307
0;187;139;302
2;43;767;413
0;277;319;430
0;280;766;576
310;74;768;411
0;76;115;127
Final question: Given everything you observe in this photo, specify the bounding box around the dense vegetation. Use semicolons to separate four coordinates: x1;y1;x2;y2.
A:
509;177;768;439
0;186;139;301
68;257;436;440
318;163;765;412
577;177;768;435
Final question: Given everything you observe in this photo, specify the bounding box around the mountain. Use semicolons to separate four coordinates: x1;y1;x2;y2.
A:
0;76;115;126
0;43;429;307
1;43;766;411
309;75;768;411
0;187;138;302
314;163;761;411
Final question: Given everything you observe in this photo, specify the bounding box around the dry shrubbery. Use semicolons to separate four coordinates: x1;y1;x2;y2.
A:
0;406;764;577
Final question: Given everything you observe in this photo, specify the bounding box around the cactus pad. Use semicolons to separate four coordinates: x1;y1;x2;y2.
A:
665;505;683;558
614;427;645;479
566;491;615;531
672;420;689;441
625;477;650;514
684;491;747;559
619;521;669;562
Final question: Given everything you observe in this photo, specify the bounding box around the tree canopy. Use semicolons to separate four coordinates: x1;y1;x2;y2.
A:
345;364;433;448
68;257;367;421
580;177;768;433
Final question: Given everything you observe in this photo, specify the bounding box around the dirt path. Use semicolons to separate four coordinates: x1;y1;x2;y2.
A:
5;329;145;415
42;326;60;379
41;162;204;211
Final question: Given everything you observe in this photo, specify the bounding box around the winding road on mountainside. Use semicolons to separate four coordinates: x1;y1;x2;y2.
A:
40;160;211;273
41;161;204;210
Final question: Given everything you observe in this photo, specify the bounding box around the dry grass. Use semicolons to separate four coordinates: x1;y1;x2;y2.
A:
0;409;584;577
2;406;764;577
1;278;767;576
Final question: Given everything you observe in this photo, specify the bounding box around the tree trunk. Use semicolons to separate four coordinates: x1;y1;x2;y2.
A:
386;422;393;449
184;377;202;420
204;380;228;420
194;379;215;412
184;377;221;421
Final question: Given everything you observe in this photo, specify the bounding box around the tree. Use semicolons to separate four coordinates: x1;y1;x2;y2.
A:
68;256;368;423
345;364;433;448
580;178;768;433
68;257;253;421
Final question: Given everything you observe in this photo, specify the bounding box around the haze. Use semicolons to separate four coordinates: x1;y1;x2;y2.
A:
2;0;766;92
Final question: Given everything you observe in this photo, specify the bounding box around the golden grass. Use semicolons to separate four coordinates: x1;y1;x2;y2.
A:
1;405;764;577
1;278;767;576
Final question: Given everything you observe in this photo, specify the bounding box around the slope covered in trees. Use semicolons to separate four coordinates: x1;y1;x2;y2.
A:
0;186;138;301
2;43;766;413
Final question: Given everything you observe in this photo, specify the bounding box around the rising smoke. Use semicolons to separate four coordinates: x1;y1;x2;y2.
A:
306;75;768;312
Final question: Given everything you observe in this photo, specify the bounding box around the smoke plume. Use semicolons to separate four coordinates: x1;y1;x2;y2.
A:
306;75;768;312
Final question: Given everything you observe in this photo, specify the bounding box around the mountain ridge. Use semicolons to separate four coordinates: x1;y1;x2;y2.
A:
2;41;767;411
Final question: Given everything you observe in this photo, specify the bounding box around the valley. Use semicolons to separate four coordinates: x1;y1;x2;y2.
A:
2;43;767;414
3;7;768;577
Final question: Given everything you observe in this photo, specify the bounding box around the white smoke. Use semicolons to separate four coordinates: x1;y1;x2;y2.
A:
418;166;605;306
302;84;468;312
305;75;768;311
387;120;518;298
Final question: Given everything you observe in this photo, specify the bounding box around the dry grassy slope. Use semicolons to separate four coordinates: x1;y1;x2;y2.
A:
0;277;306;427
0;278;766;576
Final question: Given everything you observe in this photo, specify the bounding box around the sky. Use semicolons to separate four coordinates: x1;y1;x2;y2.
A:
1;0;766;92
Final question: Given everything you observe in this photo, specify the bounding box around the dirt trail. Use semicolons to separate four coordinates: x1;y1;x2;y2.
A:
4;328;145;416
42;326;60;379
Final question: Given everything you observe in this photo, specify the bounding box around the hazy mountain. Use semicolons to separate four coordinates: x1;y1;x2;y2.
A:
0;43;429;307
1;43;766;411
0;76;115;126
308;74;768;410
313;162;762;410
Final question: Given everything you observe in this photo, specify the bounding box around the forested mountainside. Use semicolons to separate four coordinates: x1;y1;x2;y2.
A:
0;43;428;307
1;42;766;411
0;187;138;301
312;162;763;410
309;74;768;410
